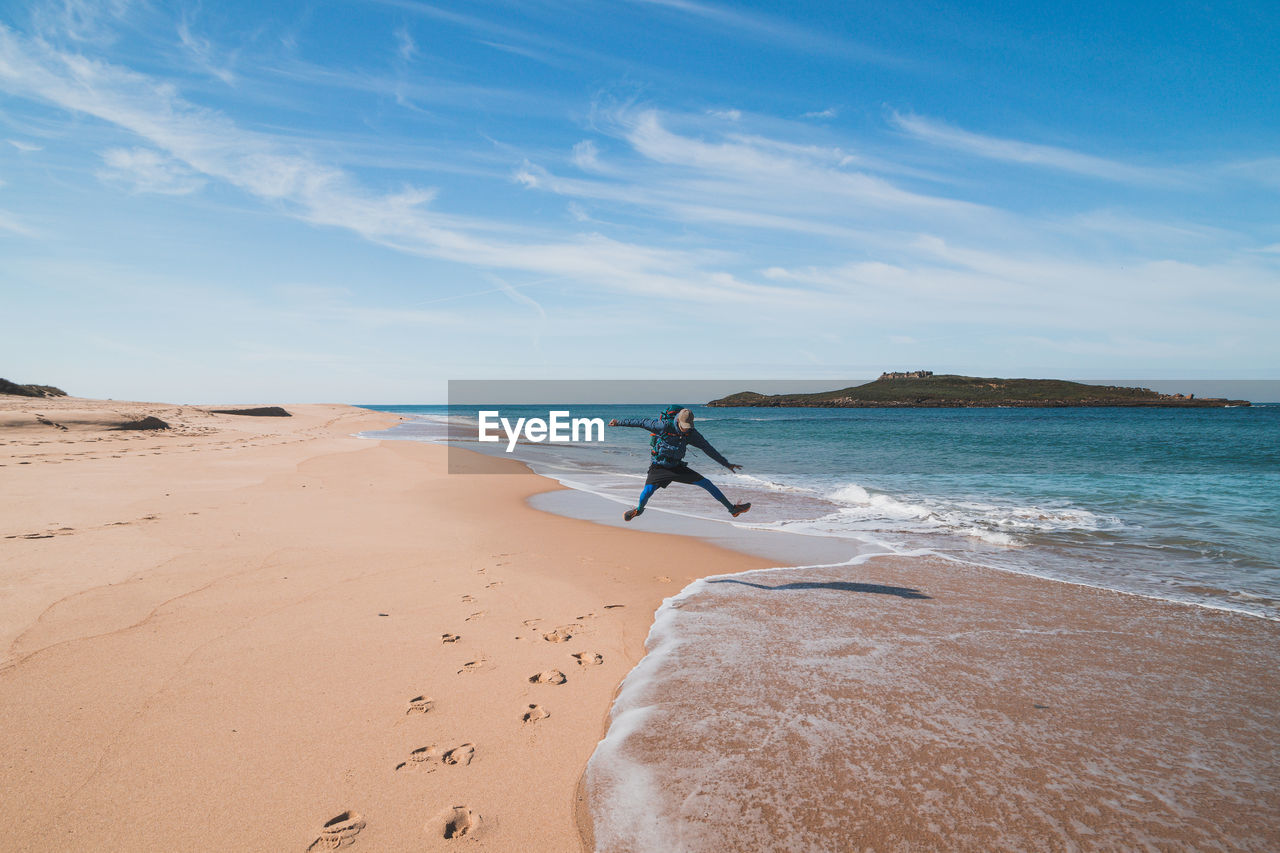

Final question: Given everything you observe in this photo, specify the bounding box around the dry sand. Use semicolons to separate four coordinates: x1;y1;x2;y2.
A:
0;396;771;851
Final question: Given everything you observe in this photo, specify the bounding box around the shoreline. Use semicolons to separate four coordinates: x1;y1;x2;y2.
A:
531;484;1280;623
4;396;1277;850
0;396;774;851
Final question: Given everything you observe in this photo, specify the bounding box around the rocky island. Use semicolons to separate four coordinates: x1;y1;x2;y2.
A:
707;372;1250;408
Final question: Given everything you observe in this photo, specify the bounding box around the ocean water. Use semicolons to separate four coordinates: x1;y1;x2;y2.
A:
362;403;1280;620
360;403;1280;850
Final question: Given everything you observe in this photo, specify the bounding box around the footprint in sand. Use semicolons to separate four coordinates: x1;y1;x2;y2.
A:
484;581;503;589
406;696;435;715
441;633;461;644
460;594;476;604
430;806;483;841
522;619;542;628
464;611;486;622
529;669;566;685
572;652;604;667
656;575;672;583
522;704;550;723
442;743;475;766
306;810;365;851
457;658;487;675
396;745;445;771
603;604;625;610
542;625;580;643
396;743;475;772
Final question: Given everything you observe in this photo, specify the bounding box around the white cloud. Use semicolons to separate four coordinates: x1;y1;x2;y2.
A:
802;107;837;119
890;111;1184;186
0;28;786;306
760;243;1279;336
0;208;40;237
394;26;417;62
556;108;993;226
1220;157;1280;189
571;140;602;171
7;138;42;152
177;20;236;85
488;274;546;319
98;147;206;194
627;0;906;67
707;108;741;121
513;163;541;188
476;40;567;68
1;16;1272;368
32;0;136;44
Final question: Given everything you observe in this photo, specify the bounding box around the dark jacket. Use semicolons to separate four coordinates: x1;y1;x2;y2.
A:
612;417;733;470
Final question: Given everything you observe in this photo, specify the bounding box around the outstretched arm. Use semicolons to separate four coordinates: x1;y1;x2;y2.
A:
608;417;665;430
688;430;741;471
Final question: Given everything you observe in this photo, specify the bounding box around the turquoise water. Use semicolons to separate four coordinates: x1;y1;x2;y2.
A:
363;403;1280;619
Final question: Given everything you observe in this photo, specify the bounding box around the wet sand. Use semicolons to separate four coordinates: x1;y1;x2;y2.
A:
589;558;1280;851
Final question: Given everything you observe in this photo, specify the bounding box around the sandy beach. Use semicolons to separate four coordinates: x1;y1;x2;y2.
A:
0;396;772;851
3;396;1278;851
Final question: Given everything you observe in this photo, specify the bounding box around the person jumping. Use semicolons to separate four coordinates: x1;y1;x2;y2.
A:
608;405;751;522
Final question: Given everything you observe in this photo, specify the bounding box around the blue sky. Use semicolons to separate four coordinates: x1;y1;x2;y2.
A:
1;0;1277;402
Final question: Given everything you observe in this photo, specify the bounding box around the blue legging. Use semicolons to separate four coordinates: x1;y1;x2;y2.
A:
636;478;734;513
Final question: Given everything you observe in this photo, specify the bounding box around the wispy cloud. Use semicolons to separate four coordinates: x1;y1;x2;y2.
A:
585;108;990;222
31;0;136;44
0;208;41;237
890;111;1184;186
177;20;236;85
488;273;547;319
802;107;837;119
707;108;741;121
362;0;615;69
476;39;569;69
7;138;43;151
627;0;908;67
1220;157;1280;189
0;26;786;306
98;146;206;194
394;25;416;62
760;238;1279;335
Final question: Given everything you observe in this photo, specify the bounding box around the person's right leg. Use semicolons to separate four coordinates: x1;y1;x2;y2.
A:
624;483;657;522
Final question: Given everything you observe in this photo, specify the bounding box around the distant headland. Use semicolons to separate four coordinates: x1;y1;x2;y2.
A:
0;377;67;398
706;372;1251;408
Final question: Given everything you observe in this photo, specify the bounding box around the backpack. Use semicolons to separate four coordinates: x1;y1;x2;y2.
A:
649;404;684;464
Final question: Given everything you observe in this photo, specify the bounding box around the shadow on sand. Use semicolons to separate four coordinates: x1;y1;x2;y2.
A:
708;578;931;600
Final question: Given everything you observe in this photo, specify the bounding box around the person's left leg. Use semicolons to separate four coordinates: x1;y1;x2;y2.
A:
691;479;742;512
